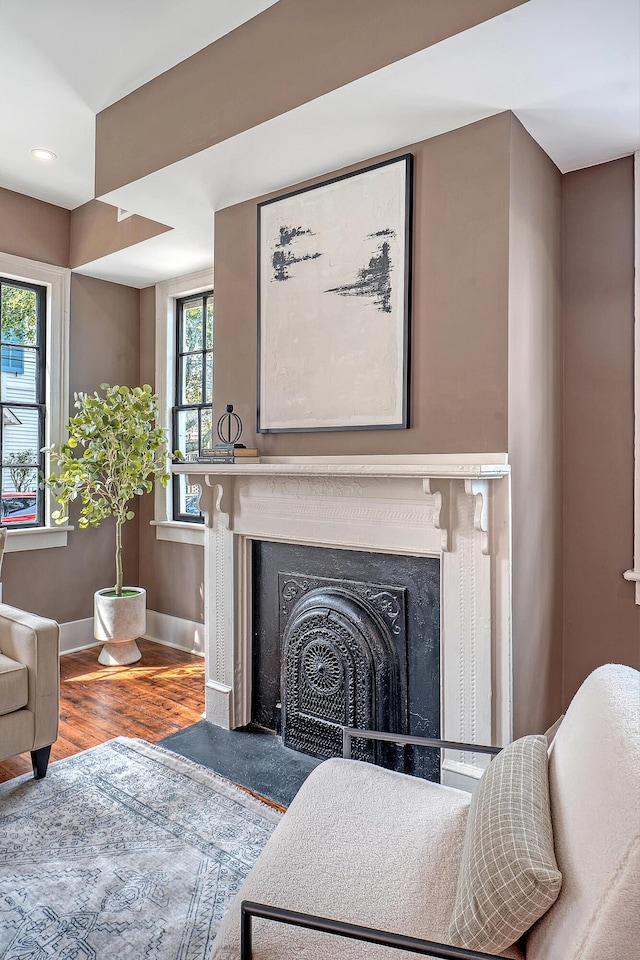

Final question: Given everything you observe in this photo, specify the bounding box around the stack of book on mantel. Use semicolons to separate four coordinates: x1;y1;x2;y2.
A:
196;446;260;465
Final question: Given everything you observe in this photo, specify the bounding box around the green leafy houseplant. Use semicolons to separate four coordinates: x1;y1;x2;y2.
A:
43;383;177;597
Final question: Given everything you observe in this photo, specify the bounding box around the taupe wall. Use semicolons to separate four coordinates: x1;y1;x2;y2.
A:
213;113;640;732
507;116;563;736
213;110;566;735
63;275;142;621
138;286;204;623
0;187;70;266
0;196;143;622
95;0;527;196
0;185;199;626
68;275;140;395
2;102;638;732
69;200;171;269
562;157;640;702
132;113;517;635
214;113;512;456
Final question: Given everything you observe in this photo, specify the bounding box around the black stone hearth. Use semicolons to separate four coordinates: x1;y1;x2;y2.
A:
160;722;320;808
252;541;441;781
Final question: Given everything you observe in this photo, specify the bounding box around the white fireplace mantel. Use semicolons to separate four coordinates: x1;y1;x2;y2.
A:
175;452;510;479
173;454;512;791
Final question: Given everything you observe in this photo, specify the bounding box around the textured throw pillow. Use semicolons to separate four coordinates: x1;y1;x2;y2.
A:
448;735;562;952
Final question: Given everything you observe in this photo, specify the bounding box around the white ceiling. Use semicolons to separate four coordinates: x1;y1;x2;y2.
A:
1;0;638;288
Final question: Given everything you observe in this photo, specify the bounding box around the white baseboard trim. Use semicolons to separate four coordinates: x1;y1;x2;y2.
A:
58;610;204;657
144;609;205;656
59;618;97;655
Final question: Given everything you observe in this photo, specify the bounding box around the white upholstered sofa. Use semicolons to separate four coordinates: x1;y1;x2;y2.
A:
212;664;640;959
0;602;60;778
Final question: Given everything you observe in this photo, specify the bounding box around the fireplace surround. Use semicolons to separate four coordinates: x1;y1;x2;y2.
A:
175;454;512;790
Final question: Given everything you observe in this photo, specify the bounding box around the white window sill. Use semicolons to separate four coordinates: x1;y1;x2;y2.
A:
3;525;73;552
150;520;205;545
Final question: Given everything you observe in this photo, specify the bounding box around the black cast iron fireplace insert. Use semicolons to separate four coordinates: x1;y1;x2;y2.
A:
251;542;441;781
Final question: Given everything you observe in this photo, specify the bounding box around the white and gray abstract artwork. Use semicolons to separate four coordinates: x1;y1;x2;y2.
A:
258;155;411;431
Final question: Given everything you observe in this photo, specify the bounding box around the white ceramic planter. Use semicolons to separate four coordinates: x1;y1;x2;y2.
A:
94;587;146;666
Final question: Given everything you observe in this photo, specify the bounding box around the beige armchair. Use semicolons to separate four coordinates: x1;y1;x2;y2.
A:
213;663;640;959
0;602;60;778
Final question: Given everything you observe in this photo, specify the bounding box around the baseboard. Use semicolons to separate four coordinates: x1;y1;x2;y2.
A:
59;618;97;655
59;610;204;657
144;610;204;656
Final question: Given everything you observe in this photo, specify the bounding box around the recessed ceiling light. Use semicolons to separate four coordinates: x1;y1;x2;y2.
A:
31;148;57;162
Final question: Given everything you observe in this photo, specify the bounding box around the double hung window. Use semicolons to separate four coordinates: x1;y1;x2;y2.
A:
152;269;212;542
172;291;213;522
0;278;46;528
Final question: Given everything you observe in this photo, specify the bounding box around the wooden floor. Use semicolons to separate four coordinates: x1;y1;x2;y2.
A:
0;639;205;783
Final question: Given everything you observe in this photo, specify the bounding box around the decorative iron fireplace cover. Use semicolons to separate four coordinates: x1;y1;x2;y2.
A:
280;576;407;763
252;543;440;780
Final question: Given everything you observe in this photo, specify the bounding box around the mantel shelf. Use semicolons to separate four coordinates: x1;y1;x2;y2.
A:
172;454;510;481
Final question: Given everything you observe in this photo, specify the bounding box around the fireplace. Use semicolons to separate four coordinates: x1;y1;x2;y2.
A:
252;541;440;779
175;454;512;791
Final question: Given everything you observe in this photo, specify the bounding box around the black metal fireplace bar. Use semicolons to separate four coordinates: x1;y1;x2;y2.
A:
241;732;505;959
342;727;503;759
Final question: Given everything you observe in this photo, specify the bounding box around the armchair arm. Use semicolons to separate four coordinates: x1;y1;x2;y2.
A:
342;726;503;759
0;602;60;749
240;901;505;960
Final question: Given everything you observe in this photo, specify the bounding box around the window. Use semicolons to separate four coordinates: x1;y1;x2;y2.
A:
152;268;212;545
172;291;213;522
0;253;70;552
0;278;46;528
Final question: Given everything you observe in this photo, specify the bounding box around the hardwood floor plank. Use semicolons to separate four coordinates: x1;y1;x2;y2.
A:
0;640;204;783
61;680;203;735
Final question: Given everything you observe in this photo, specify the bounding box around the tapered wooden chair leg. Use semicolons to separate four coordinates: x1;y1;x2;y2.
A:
31;745;52;780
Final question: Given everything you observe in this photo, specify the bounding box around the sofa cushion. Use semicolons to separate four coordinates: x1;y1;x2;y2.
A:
0;653;28;717
526;664;640;960
449;735;562;952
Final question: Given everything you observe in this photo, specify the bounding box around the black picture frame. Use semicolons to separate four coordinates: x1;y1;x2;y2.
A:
257;153;413;433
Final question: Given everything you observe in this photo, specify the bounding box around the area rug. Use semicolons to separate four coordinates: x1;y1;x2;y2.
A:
0;737;282;959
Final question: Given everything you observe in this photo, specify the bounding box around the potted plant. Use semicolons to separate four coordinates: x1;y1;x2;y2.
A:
43;383;177;665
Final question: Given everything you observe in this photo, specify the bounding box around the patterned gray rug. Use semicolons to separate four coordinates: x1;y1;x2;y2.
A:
0;737;281;959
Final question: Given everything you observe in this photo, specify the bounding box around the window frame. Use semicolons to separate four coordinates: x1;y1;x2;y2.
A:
624;150;640;603
172;290;213;524
0;276;46;528
152;269;212;546
0;253;71;553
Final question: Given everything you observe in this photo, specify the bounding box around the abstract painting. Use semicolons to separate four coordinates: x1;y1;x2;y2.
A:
257;154;412;432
